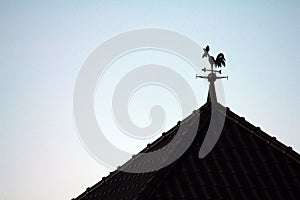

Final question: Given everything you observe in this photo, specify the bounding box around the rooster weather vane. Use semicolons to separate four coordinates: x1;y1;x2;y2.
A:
196;45;228;102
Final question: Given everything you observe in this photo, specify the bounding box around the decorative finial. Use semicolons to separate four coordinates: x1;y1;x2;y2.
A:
196;45;228;103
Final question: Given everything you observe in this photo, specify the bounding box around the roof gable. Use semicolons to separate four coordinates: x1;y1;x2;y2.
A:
74;103;300;200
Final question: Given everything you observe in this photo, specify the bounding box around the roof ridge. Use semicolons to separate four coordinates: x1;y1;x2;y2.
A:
224;107;300;164
135;103;213;199
74;103;211;199
139;102;210;154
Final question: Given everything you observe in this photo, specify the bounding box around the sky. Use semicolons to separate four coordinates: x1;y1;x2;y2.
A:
0;1;299;200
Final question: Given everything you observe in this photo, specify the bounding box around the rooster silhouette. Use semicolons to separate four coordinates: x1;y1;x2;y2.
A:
202;45;226;68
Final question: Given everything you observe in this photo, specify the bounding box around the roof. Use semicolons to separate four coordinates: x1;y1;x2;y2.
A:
73;102;300;200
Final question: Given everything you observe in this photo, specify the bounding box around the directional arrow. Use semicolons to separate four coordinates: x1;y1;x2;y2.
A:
201;67;222;74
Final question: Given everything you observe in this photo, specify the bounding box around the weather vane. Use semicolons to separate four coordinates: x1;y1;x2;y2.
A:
196;45;228;102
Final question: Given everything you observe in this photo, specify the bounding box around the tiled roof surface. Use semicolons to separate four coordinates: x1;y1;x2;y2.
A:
74;102;300;200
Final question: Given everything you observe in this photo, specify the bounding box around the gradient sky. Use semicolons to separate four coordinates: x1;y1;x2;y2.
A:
1;1;299;200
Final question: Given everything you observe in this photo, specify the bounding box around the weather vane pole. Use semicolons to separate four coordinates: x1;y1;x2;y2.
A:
196;45;228;103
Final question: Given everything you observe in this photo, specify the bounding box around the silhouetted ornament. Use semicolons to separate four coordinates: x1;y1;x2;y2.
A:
196;45;228;103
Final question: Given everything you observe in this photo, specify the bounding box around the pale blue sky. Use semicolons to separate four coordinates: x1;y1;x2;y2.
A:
0;1;299;200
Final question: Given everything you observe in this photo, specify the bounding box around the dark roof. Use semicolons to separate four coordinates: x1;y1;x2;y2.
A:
73;102;300;200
